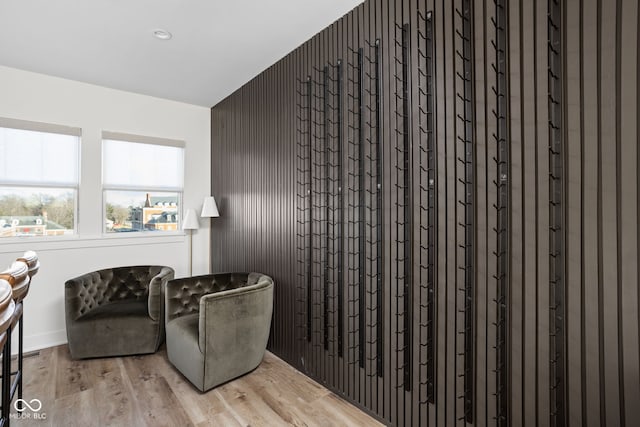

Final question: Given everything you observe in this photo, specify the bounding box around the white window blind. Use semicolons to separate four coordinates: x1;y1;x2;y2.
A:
0;127;80;187
102;139;184;191
0;119;80;238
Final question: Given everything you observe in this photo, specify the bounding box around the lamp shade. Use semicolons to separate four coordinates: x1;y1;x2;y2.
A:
182;208;199;230
201;196;220;218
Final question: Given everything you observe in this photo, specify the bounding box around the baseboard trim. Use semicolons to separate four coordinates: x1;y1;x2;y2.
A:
16;329;67;355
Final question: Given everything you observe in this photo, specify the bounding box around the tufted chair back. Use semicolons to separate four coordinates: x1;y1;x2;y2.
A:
65;265;168;321
165;272;255;323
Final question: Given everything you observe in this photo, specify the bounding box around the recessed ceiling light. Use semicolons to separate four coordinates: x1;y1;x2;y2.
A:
153;29;172;40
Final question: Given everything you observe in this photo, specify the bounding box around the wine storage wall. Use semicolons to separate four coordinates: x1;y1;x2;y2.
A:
211;0;640;426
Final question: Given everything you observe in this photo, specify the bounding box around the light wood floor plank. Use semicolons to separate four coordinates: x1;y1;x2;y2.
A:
54;345;96;399
93;358;138;426
21;346;57;406
244;373;310;426
13;345;383;427
50;388;96;427
121;355;194;427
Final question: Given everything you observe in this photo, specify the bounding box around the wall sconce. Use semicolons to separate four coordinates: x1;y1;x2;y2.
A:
201;196;220;218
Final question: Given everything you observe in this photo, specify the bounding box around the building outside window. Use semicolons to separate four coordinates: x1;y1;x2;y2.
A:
102;132;184;234
0;118;80;238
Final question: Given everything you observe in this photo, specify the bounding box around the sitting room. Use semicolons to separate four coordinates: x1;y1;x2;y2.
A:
0;0;638;426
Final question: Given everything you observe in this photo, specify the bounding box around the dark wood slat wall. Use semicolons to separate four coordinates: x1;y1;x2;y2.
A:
210;0;640;425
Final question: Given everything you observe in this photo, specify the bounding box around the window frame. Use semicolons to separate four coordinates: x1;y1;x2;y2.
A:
101;131;185;236
0;117;81;240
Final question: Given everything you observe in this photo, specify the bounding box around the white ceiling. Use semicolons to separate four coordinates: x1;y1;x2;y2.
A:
0;0;363;107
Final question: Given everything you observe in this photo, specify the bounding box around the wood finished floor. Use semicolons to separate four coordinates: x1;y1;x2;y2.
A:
12;345;383;427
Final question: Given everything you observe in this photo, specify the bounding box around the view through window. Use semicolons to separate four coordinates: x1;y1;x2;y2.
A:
0;121;80;238
104;190;180;232
102;136;184;234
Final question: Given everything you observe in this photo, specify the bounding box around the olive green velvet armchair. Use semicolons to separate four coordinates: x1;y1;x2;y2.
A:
165;272;274;392
65;265;174;359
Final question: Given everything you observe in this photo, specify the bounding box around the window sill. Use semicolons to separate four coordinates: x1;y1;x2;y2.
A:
0;232;187;254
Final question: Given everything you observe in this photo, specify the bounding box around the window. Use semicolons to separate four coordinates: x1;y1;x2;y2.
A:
102;132;184;234
0;118;80;238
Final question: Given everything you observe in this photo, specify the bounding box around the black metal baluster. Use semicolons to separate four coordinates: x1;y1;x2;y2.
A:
362;39;382;383
400;22;413;394
337;60;345;358
347;47;361;373
456;0;475;421
374;39;384;379
357;48;367;370
393;22;413;395
307;76;314;344
417;9;437;406
548;0;565;425
296;75;312;352
324;66;331;351
492;0;510;424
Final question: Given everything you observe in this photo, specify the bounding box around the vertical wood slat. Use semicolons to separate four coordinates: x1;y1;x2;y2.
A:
381;0;393;421
373;1;386;417
580;0;602;425
473;0;489;424
443;0;457;424
600;2;622;425
536;0;552;424
619;1;640;426
408;1;421;425
302;37;312;375
338;6;348;399
433;0;449;426
336;20;345;394
508;0;524;424
210;0;640;426
520;0;538;423
564;0;583;424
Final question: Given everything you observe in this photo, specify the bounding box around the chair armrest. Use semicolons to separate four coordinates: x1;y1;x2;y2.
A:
147;267;175;321
198;278;274;354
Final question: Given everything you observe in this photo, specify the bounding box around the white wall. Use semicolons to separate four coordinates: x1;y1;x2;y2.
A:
0;65;211;353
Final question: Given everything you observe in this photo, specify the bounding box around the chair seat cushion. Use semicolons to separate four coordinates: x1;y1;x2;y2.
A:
67;299;159;358
166;313;204;390
167;312;200;346
77;299;147;321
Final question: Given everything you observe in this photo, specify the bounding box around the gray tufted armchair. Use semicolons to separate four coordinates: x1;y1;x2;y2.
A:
165;272;274;392
65;265;174;359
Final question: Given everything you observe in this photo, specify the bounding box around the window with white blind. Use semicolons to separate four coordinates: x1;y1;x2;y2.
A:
102;132;184;234
0;118;80;238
